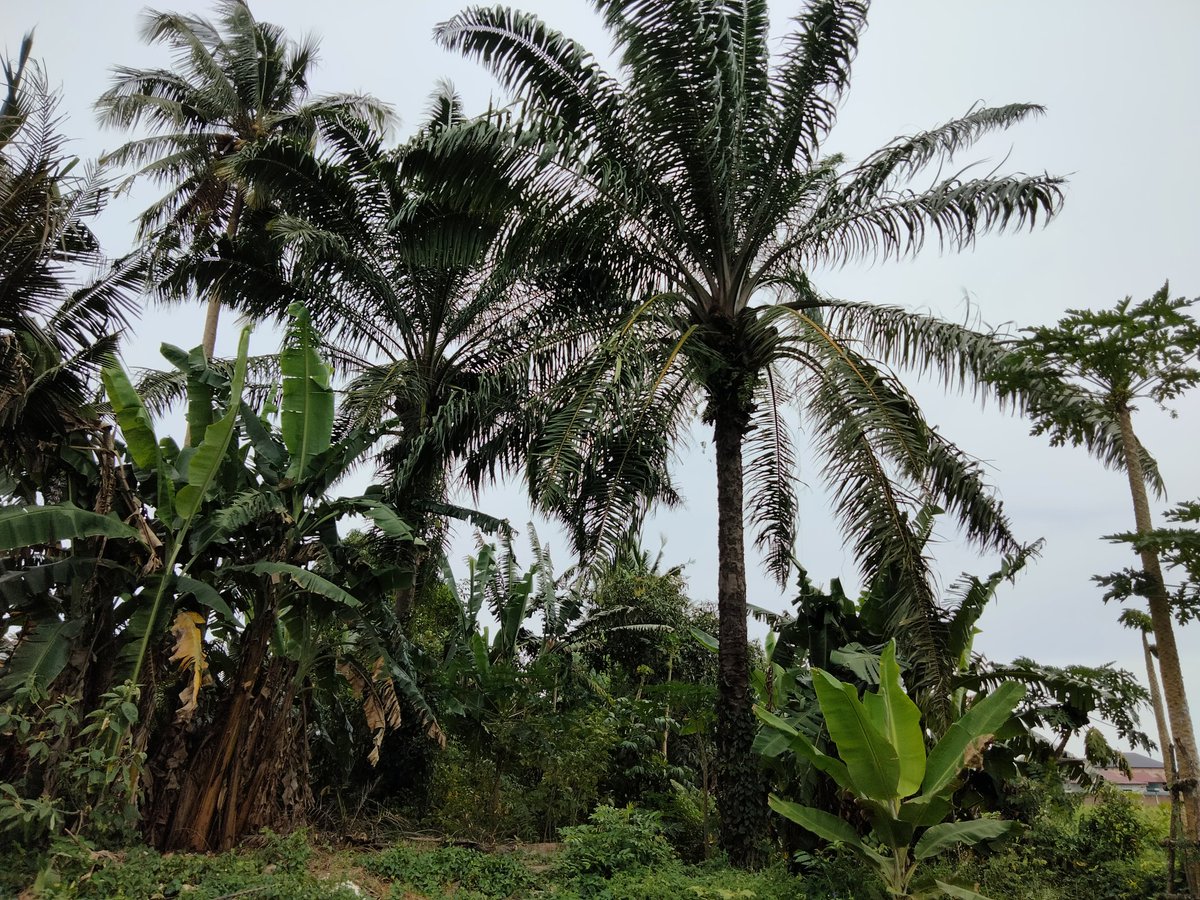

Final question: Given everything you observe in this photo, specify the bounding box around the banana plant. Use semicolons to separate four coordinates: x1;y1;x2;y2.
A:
101;327;252;685
757;641;1026;899
120;306;427;850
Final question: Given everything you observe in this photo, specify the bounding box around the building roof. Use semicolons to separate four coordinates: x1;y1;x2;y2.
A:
1095;766;1167;786
1122;751;1163;769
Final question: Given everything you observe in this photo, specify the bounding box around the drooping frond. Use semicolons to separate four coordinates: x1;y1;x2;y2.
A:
792;171;1065;269
529;316;692;564
838;103;1047;205
943;540;1040;665
792;326;976;723
745;363;799;584
434;7;624;156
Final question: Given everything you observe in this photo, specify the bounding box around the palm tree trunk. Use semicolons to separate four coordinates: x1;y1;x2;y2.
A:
712;400;766;868
1142;631;1175;787
200;190;244;359
1116;404;1199;889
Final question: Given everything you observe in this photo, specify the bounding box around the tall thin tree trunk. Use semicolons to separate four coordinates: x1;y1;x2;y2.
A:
712;401;766;868
200;190;244;360
1141;631;1175;787
1116;405;1199;889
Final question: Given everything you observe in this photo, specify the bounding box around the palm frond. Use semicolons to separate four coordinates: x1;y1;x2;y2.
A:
745;363;799;584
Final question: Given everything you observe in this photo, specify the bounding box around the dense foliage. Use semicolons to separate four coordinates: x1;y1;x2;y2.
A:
0;1;1194;896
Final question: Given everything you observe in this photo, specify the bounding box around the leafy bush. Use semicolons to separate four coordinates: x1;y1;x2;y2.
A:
363;844;537;898
793;848;886;899
501;701;620;838
425;740;538;840
0;682;144;847
557;805;678;891
641;783;710;860
1077;788;1146;863
926;787;1168;900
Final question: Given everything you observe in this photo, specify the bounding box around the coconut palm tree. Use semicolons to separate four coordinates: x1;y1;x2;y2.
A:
437;0;1067;864
0;35;140;503
96;0;390;357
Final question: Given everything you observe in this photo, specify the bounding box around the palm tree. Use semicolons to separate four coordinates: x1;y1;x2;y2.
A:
437;0;1065;864
179;87;587;613
1;35;140;503
95;0;390;357
0;36;146;715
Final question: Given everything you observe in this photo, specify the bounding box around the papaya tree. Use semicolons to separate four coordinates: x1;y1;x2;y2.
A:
993;284;1200;885
1118;609;1175;789
759;641;1025;898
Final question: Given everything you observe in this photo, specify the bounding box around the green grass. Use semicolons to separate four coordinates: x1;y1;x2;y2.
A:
0;833;814;900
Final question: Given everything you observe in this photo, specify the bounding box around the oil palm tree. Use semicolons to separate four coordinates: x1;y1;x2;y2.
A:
96;0;390;357
437;0;1068;864
177;86;599;614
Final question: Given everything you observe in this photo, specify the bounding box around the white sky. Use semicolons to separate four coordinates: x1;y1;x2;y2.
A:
8;0;1198;755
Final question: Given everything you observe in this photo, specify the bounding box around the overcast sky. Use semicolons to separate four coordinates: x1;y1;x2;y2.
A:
9;1;1198;754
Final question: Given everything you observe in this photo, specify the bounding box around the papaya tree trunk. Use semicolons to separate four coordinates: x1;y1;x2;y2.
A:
1141;631;1175;788
712;399;766;868
1116;404;1199;889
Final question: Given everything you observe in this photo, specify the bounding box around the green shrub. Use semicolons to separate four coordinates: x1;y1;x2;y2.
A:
557;805;678;892
925;786;1168;900
363;844;537;898
1077;788;1146;863
641;783;710;861
0;682;144;847
793;848;886;899
425;741;538;840
501;702;620;839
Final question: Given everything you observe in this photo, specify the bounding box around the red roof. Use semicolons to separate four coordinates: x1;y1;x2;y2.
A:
1095;767;1167;786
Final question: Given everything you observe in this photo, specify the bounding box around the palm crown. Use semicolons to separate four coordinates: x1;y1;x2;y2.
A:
96;0;390;354
0;36;139;502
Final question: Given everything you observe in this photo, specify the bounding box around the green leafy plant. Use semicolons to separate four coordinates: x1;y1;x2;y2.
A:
758;641;1025;898
557;805;678;891
364;845;537;899
0;681;143;846
18;835;363;899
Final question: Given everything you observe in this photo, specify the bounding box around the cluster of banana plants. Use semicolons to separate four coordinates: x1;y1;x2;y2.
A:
0;305;429;850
